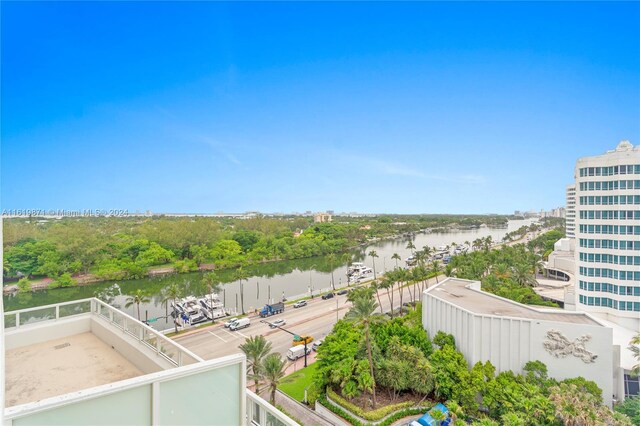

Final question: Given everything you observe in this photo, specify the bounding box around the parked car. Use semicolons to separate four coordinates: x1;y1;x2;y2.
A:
224;319;238;328
312;339;323;351
336;289;348;295
269;319;286;329
321;292;335;300
293;300;307;308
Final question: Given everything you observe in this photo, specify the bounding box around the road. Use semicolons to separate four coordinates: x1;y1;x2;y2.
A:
173;276;441;361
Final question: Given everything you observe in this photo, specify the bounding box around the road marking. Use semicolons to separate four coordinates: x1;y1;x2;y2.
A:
236;330;250;339
208;331;227;342
221;328;238;339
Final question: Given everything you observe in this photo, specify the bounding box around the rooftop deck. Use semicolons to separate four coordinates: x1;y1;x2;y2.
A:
5;332;143;407
429;278;600;326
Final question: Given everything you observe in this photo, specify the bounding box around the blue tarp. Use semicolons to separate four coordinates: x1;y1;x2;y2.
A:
415;404;450;426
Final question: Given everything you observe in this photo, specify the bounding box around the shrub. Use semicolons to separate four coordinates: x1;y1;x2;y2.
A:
17;277;31;292
327;388;414;421
318;395;432;426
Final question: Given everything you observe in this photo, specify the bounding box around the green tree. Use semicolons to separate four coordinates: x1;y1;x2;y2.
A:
629;333;640;377
614;396;640;425
202;271;222;323
51;272;76;289
406;241;416;255
368;250;378;280
344;292;385;408
392;252;401;268
261;352;287;406
125;289;151;321
239;335;273;390
327;253;337;291
431;260;442;283
162;282;183;333
549;383;632;426
17;277;31;293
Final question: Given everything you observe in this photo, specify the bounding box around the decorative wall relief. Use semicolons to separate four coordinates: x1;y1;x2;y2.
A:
543;329;598;363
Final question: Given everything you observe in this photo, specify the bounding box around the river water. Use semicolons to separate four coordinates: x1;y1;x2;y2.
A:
3;219;535;330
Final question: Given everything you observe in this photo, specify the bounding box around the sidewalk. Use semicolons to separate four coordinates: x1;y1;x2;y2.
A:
274;390;334;426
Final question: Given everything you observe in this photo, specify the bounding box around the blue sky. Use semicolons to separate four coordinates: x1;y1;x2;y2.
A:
2;2;639;214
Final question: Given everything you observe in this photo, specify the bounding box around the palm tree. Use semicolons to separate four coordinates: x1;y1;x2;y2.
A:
431;260;441;283
368;250;378;280
342;253;353;285
239;335;273;390
397;268;408;312
327;253;337;291
202;271;222;323
233;267;248;315
261;352;287;406
125;289;150;322
391;253;401;268
630;333;640;377
371;279;385;314
512;264;537;287
406;241;416;255
344;293;384;408
162;282;183;333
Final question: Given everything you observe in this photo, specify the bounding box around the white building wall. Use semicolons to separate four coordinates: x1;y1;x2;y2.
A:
573;141;640;331
566;184;576;238
423;289;615;406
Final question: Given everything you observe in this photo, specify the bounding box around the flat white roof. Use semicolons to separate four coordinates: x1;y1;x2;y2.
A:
427;278;601;326
5;332;143;407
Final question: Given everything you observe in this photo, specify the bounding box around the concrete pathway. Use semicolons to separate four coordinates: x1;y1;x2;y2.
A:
274;390;334;426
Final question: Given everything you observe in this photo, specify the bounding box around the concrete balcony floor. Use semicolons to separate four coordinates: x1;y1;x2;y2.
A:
5;332;143;407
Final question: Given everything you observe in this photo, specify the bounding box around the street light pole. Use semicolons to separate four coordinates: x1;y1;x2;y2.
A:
260;320;309;368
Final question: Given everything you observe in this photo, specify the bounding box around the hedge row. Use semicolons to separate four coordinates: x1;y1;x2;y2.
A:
318;396;432;426
327;388;414;421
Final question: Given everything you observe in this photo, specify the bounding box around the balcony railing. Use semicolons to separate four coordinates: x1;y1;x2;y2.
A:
246;389;299;426
3;298;202;367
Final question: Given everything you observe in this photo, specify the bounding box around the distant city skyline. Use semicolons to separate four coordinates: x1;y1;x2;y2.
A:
2;2;639;214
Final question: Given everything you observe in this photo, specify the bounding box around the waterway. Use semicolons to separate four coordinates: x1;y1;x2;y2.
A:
3;219;536;330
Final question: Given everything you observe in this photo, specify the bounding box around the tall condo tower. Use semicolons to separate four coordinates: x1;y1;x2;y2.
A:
574;140;640;330
566;184;576;238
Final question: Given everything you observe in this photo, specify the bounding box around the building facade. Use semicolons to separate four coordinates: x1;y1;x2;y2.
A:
573;141;640;331
422;278;619;406
566;184;576;238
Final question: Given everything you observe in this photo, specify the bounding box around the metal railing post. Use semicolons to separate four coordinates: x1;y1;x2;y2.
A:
16;312;20;329
55;305;60;321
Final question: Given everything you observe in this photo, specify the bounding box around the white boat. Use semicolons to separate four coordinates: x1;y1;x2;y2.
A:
199;293;224;311
348;262;373;277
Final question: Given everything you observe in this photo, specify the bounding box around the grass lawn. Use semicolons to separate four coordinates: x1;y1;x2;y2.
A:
278;362;318;402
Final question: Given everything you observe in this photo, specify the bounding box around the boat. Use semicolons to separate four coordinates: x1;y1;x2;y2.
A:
405;256;416;266
347;262;373;280
173;294;228;324
199;293;224;311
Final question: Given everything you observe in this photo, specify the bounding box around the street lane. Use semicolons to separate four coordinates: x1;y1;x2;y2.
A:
173;276;442;360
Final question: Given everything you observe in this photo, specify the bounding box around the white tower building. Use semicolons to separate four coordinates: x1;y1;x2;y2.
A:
566;184;576;238
574;141;640;330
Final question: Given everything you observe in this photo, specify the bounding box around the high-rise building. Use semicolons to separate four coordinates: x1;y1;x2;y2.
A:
566;184;576;238
574;140;640;331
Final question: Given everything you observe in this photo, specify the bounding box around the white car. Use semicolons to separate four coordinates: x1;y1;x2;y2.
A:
269;319;286;329
293;300;307;308
312;339;323;351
